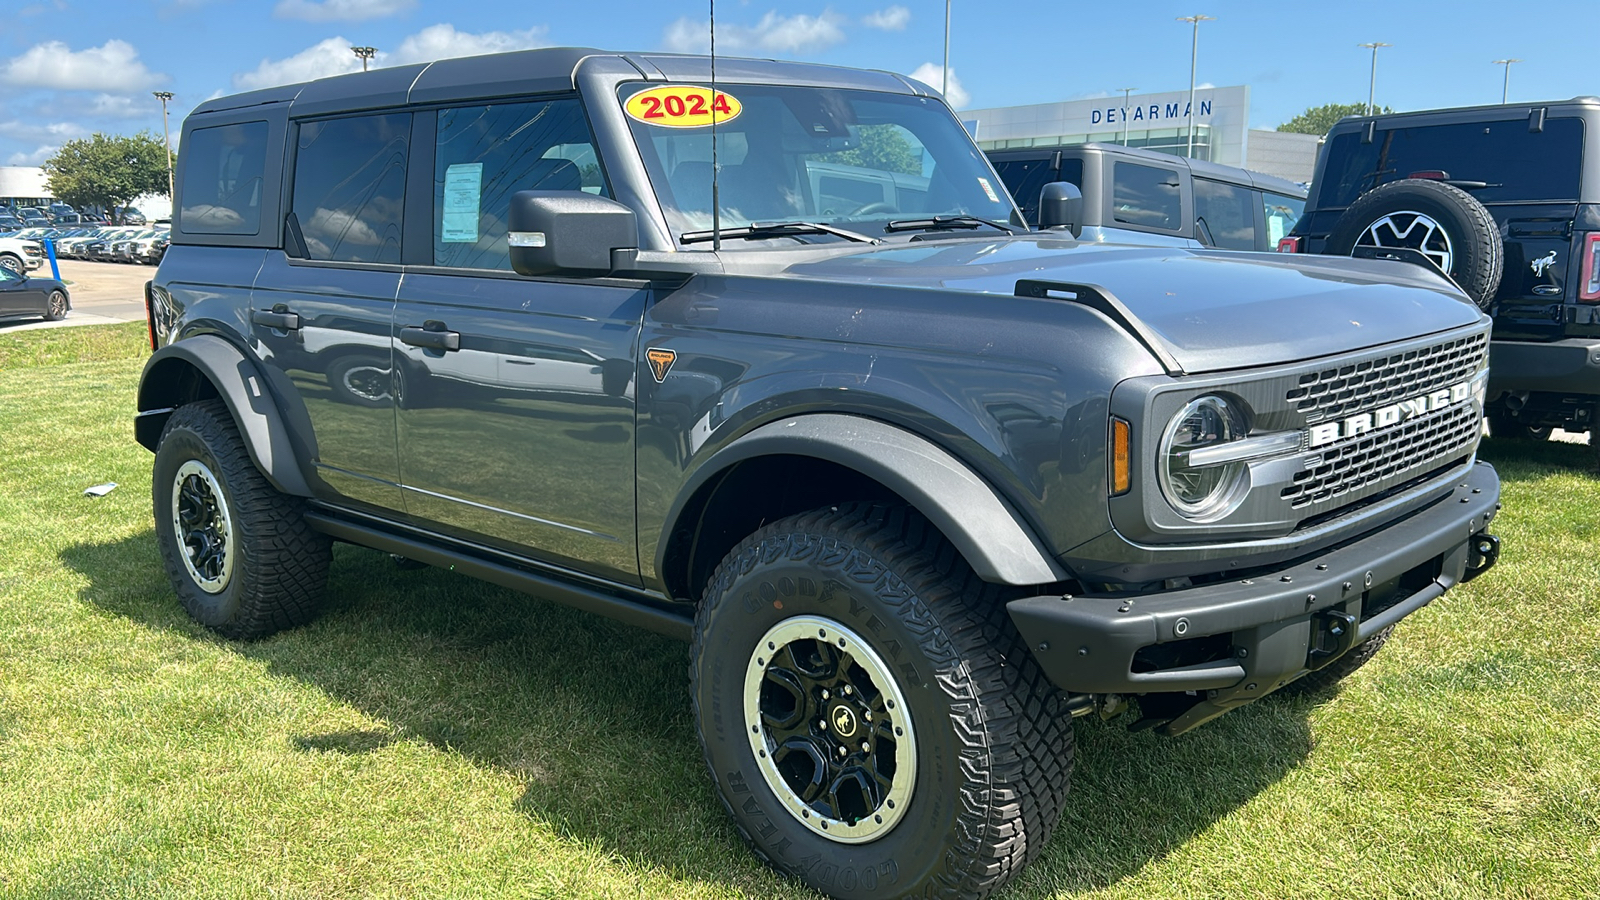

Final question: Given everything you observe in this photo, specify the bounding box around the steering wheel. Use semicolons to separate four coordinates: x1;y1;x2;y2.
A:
848;201;900;216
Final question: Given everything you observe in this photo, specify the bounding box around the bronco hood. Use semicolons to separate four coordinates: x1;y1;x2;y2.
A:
767;237;1486;374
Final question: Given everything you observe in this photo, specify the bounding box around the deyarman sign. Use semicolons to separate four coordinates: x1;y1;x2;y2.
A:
1091;99;1213;127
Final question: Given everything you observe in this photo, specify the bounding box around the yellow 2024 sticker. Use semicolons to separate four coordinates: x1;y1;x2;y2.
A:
625;86;742;128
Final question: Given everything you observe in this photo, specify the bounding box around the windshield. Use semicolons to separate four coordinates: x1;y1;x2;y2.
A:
619;83;1018;245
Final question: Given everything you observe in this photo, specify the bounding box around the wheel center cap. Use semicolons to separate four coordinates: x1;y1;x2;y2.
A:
830;704;859;739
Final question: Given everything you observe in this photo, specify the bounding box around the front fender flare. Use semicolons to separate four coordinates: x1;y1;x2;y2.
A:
135;334;313;497
666;414;1068;586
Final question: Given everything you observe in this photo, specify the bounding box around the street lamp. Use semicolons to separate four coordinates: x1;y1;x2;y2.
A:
152;91;174;204
1358;42;1391;116
1116;87;1137;146
351;46;377;72
1177;14;1214;160
1492;59;1522;104
942;0;950;97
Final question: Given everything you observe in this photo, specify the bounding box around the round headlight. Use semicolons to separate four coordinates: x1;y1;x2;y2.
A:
1158;395;1250;520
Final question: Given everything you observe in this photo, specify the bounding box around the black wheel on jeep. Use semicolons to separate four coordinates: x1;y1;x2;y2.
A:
152;399;332;639
691;503;1073;900
1277;625;1394;698
1325;179;1503;310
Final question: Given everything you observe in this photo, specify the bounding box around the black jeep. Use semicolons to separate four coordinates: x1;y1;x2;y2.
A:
138;47;1500;900
1281;98;1600;451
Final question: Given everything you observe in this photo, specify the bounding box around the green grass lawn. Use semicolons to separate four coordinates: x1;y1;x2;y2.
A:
0;323;1596;899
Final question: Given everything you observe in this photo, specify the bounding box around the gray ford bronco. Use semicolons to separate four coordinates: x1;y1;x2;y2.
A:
138;47;1502;900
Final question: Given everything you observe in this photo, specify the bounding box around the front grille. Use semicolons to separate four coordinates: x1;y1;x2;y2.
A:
1282;401;1480;508
1286;332;1488;424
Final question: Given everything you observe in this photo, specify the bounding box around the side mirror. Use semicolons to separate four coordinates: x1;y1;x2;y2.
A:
1037;182;1083;237
508;191;637;277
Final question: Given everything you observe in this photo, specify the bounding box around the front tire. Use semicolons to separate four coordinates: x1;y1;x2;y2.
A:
0;254;21;275
152;399;331;639
691;504;1073;899
1278;625;1394;697
43;290;67;321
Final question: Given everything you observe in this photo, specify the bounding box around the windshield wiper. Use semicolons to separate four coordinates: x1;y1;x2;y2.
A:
884;215;1015;235
680;221;877;245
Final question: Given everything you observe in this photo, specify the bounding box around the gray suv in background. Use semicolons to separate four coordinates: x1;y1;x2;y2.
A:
138;47;1501;900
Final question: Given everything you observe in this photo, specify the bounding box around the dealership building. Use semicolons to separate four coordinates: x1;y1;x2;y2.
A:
963;86;1321;183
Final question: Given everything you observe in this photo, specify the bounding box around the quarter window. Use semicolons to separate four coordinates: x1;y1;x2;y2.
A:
433;99;607;270
180;121;268;235
1192;178;1256;250
291;113;410;263
1262;190;1305;247
1113;162;1180;230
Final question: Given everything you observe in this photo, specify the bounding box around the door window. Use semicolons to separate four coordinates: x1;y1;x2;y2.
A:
433;99;607;270
1113;162;1181;230
1193;178;1256;250
291;113;410;263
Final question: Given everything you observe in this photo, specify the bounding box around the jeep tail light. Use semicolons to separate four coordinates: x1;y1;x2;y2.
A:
1581;233;1600;302
1276;236;1302;253
1109;417;1131;495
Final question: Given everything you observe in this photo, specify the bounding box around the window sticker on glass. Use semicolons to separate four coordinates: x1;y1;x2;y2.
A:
441;162;483;243
625;85;742;128
976;177;999;203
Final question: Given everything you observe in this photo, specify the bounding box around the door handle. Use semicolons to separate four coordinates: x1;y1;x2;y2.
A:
400;323;461;352
251;308;300;330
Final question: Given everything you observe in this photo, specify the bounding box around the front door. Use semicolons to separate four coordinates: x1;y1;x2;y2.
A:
0;267;42;316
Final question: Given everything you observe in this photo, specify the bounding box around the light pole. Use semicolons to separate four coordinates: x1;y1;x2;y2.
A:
1358;42;1390;115
1177;14;1214;159
1117;87;1137;145
351;46;376;72
152;91;174;203
1493;59;1521;104
942;0;950;97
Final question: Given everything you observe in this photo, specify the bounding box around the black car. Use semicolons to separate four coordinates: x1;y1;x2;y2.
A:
1281;98;1600;454
137;47;1501;900
0;266;69;323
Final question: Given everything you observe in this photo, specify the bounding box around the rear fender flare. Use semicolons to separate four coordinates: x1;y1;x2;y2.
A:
136;334;313;497
664;414;1067;586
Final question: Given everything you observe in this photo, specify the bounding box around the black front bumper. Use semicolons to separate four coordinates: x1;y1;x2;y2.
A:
1008;462;1501;735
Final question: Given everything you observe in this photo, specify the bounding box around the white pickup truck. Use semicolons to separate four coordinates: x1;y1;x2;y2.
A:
0;235;44;274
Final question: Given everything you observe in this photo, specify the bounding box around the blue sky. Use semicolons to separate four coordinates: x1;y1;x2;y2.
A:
2;0;1594;167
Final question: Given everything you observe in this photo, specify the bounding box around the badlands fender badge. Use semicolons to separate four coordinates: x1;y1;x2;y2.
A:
1307;378;1477;449
646;348;677;382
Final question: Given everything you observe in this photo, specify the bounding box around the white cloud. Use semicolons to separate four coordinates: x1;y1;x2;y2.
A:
273;0;415;22
908;63;968;107
662;9;848;55
863;6;910;31
234;37;363;90
0;40;167;93
0;120;86;144
7;146;58;166
388;23;550;65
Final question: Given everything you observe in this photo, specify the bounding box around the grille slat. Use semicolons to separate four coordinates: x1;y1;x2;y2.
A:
1281;403;1481;508
1285;332;1488;424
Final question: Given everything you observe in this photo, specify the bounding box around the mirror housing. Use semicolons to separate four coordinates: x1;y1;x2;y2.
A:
508;191;637;277
1037;182;1083;237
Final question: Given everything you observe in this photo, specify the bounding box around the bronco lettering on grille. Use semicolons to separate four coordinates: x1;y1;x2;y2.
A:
1306;380;1474;449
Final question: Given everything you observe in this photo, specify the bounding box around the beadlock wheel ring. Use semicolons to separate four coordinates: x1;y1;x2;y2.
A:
171;459;235;594
743;615;916;843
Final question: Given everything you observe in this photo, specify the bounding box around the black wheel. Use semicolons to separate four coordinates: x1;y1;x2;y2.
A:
326;353;394;408
42;290;67;321
1278;625;1394;697
691;503;1073;899
1325;179;1503;310
0;254;21;275
152;399;331;639
1487;410;1549;442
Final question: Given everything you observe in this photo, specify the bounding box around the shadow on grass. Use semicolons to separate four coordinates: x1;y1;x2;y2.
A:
65;529;1319;897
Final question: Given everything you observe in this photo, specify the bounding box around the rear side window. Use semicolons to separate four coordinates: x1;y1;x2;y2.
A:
1318;117;1584;207
433;98;606;270
1193;178;1256;250
180;121;268;235
1113;162;1180;230
290;112;410;264
1262;190;1305;246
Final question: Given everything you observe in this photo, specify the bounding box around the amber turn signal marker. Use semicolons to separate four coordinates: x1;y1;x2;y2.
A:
1110;418;1131;495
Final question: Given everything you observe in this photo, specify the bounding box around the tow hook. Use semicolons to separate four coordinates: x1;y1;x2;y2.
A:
1463;532;1500;583
1306;609;1359;670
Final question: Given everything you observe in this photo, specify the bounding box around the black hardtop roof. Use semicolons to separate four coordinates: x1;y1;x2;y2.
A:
1328;96;1600;133
190;46;930;119
987;141;1306;197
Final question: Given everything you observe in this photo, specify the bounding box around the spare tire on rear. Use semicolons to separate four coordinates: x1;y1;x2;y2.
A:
1325;179;1503;310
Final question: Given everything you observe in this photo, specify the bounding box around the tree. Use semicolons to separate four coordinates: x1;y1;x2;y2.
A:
41;131;172;223
1277;103;1395;136
832;125;922;176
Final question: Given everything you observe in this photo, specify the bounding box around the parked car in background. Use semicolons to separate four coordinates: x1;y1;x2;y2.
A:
1280;98;1600;459
0;213;21;232
0;265;69;323
15;208;49;228
0;234;44;273
988;143;1307;250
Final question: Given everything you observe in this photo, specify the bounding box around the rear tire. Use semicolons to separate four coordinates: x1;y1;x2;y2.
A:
691;503;1073;899
1487;410;1549;442
152;399;331;639
1326;179;1503;310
